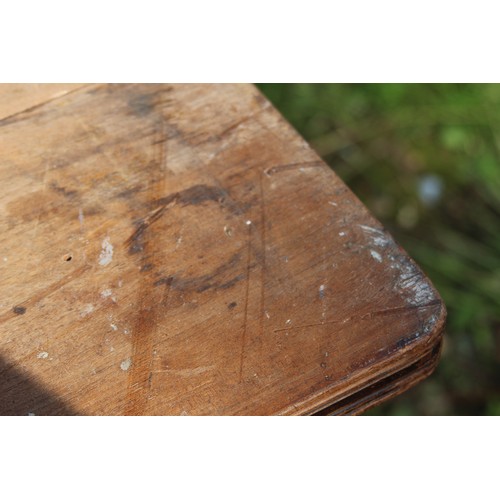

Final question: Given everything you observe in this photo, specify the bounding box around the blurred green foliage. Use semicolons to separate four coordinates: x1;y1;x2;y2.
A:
257;84;500;415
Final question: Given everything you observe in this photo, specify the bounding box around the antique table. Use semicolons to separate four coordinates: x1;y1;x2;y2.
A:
0;84;446;415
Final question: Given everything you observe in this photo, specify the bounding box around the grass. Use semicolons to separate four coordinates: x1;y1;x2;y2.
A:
257;84;500;415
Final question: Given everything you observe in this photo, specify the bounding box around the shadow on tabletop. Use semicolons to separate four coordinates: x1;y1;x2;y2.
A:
0;354;78;416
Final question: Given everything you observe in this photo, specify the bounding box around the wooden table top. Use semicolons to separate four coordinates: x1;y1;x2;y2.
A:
0;84;446;415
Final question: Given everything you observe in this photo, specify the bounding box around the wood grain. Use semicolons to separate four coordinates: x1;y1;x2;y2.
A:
0;83;446;415
0;84;86;122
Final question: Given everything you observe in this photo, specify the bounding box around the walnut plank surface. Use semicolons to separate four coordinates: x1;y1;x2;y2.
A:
0;84;446;415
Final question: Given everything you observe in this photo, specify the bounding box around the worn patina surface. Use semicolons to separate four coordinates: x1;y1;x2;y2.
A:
0;84;445;415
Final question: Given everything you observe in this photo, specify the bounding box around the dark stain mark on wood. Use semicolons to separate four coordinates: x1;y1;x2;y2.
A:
114;186;143;199
125;184;246;255
217;115;254;140
154;184;225;208
228;302;237;310
153;184;247;216
80;205;103;217
128;93;156;117
6;190;104;226
13;306;26;315
196;274;245;293
128;241;144;255
140;263;153;273
150;122;183;144
127;87;174;117
154;276;174;287
153;252;246;294
126;204;171;255
219;274;245;290
49;182;78;199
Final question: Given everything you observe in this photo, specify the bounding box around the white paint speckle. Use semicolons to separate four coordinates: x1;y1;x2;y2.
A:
99;237;113;266
37;352;49;359
339;231;346;237
360;224;437;308
285;319;292;325
245;220;252;226
80;303;95;317
78;208;84;226
118;279;123;288
265;311;270;320
101;289;113;298
370;250;383;263
328;201;338;207
123;328;130;335
319;284;326;298
120;358;132;371
110;323;118;331
359;224;392;248
390;256;436;306
423;314;439;333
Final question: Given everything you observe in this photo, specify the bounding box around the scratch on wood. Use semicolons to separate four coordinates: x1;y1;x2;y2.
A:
239;221;253;383
152;365;215;377
0;264;91;324
259;170;267;337
200;106;270;147
125;203;172;253
0;84;97;128
76;114;124;174
320;225;328;323
27;151;53;258
217;114;254;140
124;303;158;415
124;116;170;415
264;160;324;176
158;116;169;176
272;300;442;333
361;300;441;319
